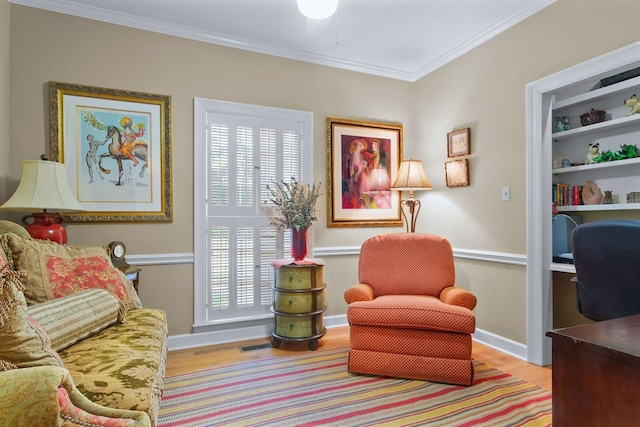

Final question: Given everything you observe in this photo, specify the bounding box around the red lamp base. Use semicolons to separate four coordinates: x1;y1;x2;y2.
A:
21;212;67;244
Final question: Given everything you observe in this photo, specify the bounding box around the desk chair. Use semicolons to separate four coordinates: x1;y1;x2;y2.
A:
571;219;640;321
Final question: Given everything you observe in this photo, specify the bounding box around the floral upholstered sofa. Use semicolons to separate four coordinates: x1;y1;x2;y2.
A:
0;221;167;426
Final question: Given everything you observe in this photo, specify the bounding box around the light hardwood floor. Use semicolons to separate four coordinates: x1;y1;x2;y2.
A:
165;326;551;391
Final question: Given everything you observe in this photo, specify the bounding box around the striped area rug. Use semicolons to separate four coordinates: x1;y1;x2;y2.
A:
158;348;551;427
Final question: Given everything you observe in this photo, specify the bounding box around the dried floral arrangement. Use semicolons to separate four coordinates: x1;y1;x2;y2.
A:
266;178;322;231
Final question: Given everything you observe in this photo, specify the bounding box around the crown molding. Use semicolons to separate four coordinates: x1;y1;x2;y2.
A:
10;0;555;82
411;0;556;81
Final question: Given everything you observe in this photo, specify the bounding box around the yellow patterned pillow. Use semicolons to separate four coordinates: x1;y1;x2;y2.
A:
0;233;141;310
0;270;64;368
28;288;127;351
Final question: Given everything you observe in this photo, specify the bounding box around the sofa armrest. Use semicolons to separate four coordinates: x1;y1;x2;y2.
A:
440;286;477;311
0;366;65;426
59;379;151;427
344;283;375;304
0;366;150;427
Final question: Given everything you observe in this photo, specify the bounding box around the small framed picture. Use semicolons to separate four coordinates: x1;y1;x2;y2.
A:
445;159;470;187
553;116;570;133
447;128;470;157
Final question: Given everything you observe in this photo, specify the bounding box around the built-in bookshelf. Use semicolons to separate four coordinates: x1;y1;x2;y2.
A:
526;42;640;366
551;75;640;215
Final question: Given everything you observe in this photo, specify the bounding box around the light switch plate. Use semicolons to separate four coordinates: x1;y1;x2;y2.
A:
502;187;511;202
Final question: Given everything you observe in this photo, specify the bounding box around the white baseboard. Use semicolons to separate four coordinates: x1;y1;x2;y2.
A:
168;314;528;362
168;324;272;351
168;314;348;351
472;328;528;361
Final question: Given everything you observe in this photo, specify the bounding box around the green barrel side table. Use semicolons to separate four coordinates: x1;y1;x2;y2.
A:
271;259;327;350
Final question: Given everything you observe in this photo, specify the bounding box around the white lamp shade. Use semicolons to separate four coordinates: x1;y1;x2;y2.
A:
391;159;432;191
297;0;339;19
0;160;85;212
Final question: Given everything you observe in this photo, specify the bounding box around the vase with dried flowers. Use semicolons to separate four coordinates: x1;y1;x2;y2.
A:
266;178;322;261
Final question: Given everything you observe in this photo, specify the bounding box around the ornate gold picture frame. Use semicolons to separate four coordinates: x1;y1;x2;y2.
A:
49;81;172;222
326;117;403;228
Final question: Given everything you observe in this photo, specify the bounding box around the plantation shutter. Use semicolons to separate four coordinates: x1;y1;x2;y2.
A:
205;113;302;320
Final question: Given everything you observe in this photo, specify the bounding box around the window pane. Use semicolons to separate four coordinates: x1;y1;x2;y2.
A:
236;126;253;207
210;124;229;206
260;226;277;306
210;227;229;310
260;127;277;205
283;130;300;181
236;227;254;308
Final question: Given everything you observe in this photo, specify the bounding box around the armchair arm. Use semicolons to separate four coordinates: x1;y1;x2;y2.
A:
344;283;375;304
440;286;477;311
0;366;150;427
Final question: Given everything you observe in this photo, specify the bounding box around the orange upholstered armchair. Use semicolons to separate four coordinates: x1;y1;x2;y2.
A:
344;233;477;386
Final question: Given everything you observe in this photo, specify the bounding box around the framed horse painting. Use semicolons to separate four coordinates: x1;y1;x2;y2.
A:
49;81;172;222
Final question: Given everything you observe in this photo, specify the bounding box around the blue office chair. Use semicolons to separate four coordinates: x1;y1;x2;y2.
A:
571;219;640;321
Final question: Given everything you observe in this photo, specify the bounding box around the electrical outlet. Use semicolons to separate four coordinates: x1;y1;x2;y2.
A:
502;187;511;202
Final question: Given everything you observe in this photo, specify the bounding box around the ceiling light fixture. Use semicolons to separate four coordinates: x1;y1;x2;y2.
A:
297;0;339;20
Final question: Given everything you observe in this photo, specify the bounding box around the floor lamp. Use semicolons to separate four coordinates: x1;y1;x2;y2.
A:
391;159;432;233
0;156;85;244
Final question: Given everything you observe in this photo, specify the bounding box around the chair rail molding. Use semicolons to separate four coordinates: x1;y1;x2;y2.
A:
129;247;525;266
127;253;193;265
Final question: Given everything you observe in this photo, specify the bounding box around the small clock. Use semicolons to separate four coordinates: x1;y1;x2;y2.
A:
107;241;130;272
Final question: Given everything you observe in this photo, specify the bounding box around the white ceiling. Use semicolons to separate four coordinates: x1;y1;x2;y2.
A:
11;0;555;81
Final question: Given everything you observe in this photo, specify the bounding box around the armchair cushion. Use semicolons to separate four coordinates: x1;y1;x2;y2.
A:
347;295;475;334
358;233;455;296
349;325;472;359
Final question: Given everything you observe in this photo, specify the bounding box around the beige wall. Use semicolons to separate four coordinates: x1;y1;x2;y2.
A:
412;0;640;341
4;0;640;344
6;5;412;336
1;0;9;201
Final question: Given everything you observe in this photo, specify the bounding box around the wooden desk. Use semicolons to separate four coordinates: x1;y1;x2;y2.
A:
546;315;640;426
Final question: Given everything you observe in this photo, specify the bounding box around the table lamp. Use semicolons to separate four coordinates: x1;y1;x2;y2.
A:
391;159;432;233
0;155;85;244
